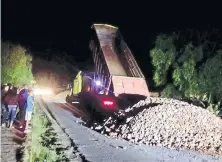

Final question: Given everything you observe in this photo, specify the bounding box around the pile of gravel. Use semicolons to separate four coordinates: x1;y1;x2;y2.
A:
89;97;222;156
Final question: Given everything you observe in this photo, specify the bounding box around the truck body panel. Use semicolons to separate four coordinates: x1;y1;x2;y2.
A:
90;24;150;97
67;24;150;115
101;45;127;76
111;76;149;97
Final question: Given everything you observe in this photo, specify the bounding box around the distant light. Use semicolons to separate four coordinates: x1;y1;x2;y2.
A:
33;88;53;95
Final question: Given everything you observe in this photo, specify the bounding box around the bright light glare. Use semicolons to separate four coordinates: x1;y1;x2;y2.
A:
33;88;53;95
95;80;101;86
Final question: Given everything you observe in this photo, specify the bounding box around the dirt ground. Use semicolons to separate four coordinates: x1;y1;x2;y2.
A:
1;126;26;162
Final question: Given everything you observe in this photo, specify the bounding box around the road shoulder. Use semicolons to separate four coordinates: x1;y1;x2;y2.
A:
37;97;84;161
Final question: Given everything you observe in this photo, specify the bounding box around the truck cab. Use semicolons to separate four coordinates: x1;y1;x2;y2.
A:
66;71;119;115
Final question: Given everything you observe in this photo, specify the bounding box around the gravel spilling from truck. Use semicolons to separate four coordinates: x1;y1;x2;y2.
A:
88;97;222;156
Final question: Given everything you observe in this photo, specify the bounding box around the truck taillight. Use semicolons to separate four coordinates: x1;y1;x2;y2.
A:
103;100;114;106
87;87;90;91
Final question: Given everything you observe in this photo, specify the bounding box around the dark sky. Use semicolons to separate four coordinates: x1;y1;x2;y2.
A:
2;0;222;76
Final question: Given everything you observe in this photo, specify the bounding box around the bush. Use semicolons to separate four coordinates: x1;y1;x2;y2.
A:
24;105;66;162
1;41;33;86
150;30;222;114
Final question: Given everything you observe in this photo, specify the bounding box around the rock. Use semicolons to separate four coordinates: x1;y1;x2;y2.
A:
127;134;132;140
89;97;222;156
95;125;103;131
126;117;133;123
105;126;111;132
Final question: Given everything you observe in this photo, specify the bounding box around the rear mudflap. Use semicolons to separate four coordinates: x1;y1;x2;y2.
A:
66;95;80;104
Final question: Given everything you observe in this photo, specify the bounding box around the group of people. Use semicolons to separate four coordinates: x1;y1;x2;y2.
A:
1;84;34;133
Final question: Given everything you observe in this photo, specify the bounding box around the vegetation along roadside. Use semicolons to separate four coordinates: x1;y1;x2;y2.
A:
23;103;68;162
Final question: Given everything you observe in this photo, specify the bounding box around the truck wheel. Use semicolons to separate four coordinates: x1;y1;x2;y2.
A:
66;96;69;103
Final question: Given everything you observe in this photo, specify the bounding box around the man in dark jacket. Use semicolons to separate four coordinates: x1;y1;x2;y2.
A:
17;84;28;129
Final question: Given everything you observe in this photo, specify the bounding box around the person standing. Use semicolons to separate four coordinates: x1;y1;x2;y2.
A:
17;84;28;129
4;87;18;128
24;89;34;133
1;85;9;127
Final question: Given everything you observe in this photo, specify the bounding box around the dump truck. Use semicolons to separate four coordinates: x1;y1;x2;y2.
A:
66;24;150;117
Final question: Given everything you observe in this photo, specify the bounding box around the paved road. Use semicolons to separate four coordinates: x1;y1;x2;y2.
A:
39;97;221;162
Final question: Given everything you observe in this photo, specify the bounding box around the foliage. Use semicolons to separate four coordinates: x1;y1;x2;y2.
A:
198;50;222;101
207;102;221;116
172;58;200;99
150;35;177;86
150;29;222;114
1;41;33;86
24;105;67;162
161;84;182;99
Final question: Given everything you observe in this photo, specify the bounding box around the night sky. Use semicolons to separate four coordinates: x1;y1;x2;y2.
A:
2;0;222;77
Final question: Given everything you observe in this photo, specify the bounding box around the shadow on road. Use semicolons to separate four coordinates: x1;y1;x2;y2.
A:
55;102;90;121
12;128;26;143
15;147;23;162
1;125;26;162
7;121;27;146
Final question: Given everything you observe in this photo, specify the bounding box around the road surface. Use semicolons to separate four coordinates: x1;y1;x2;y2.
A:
38;96;221;162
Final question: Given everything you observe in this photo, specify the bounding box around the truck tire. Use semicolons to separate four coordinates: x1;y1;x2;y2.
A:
66;95;70;103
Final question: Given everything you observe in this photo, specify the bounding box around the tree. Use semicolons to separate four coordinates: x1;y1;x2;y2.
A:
198;50;222;101
1;42;33;86
150;30;222;110
150;34;177;86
